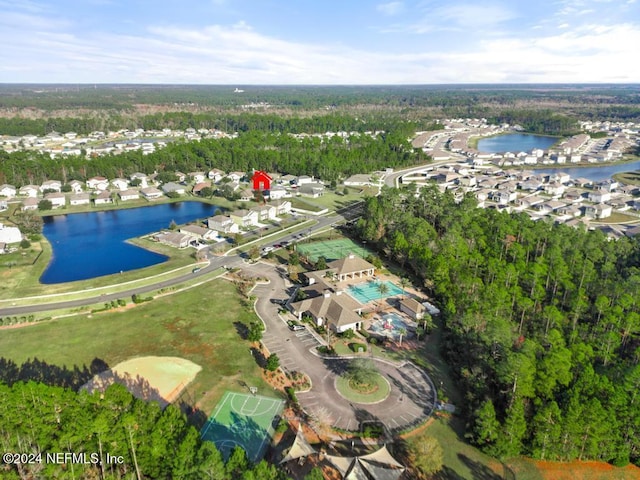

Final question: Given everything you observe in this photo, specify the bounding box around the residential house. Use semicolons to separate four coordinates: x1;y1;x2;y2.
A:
513;195;545;210
227;171;245;183
19;185;40;197
563;190;584;204
207;215;239;234
153;232;191;249
192;182;212;195
399;297;426;321
40;180;62;193
21;197;38;211
111;178;129;191
45;192;66;208
267;185;288;200
549;172;571;184
68;180;84;194
86;176;109;191
281;174;297;185
543;181;565;197
585;204;613;219
161;182;186;195
141;187;163;200
296;175;314;185
0;223;22;244
588;191;611;203
188;172;207;183
0;200;7;211
489;190;517;205
69;193;91;206
208;169;224;182
180;224;216;240
174;171;187;182
0;184;16;197
252;204;277;221
557;205;583;218
239;189;254;202
94;190;114;205
298;183;325;198
230;209;258;227
118;189;140;201
271;199;292;215
519;178;543;191
130;172;149;187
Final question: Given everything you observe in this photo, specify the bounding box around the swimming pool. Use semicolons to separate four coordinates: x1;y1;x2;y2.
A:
347;280;404;304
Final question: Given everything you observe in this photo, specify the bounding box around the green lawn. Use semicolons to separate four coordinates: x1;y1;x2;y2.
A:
0;278;275;413
404;417;508;480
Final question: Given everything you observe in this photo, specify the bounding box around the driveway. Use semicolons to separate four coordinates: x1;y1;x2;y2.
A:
242;261;436;434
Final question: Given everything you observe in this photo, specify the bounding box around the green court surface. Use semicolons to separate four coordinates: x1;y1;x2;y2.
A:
297;238;369;262
200;392;285;462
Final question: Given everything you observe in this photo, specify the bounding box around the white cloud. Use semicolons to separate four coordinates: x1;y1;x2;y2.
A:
377;1;405;16
0;3;639;84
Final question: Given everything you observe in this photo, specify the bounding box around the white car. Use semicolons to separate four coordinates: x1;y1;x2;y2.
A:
261;246;274;253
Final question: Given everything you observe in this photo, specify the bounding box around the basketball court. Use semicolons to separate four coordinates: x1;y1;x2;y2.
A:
200;391;285;462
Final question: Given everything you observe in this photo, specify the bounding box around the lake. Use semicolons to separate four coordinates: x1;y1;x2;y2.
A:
41;202;218;284
477;133;558;154
535;160;640;182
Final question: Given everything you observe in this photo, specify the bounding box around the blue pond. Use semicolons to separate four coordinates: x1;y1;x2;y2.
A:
41;202;218;284
477;133;558;154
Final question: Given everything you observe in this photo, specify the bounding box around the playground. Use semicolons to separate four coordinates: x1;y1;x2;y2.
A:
296;238;369;263
200;391;285;462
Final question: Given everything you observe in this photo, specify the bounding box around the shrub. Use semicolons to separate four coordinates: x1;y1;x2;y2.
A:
349;342;367;353
20;239;31;249
340;328;356;339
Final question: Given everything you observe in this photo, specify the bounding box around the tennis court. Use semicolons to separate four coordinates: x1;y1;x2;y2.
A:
347;280;404;304
200;391;285;462
297;238;369;263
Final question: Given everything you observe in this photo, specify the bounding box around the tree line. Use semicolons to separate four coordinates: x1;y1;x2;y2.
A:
356;185;640;466
0;130;429;186
0;381;293;480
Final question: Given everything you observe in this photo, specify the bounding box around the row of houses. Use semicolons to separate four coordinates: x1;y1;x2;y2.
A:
1;170;327;201
412;118;639;166
401;164;640;224
151;200;295;249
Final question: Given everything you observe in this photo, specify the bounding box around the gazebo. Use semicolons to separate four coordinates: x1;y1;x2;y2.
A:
325;445;405;480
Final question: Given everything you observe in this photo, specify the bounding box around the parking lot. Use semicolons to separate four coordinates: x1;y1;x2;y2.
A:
261;320;322;373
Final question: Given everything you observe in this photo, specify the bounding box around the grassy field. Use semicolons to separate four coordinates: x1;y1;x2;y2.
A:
0;278;275;413
613;170;640;186
591;212;639;224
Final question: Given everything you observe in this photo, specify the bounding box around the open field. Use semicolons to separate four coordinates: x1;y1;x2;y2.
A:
591;212;639;224
0;278;275;413
613;170;640;186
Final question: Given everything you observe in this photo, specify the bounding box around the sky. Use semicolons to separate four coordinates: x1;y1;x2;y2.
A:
1;0;639;84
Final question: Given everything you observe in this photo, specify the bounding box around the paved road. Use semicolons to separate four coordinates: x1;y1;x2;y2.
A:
246;262;436;434
384;156;467;188
0;203;361;317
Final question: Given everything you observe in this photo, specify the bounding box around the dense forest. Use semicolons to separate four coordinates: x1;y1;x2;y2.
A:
0;112;430;138
0;130;428;186
356;185;640;466
0;381;290;480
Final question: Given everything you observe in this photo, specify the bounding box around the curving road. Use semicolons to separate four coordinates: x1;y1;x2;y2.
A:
0;204;360;317
247;262;436;434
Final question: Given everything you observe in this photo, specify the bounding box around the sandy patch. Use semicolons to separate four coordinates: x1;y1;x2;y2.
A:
82;356;201;408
